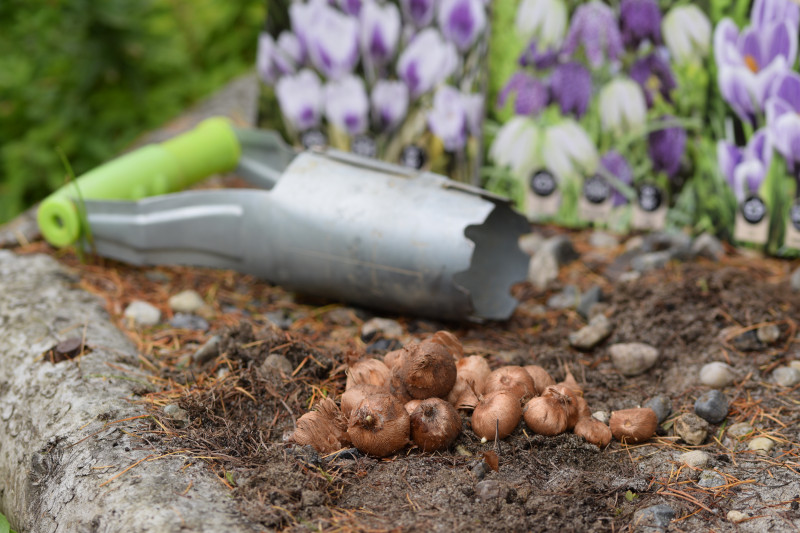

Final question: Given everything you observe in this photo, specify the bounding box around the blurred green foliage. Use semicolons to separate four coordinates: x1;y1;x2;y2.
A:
0;0;265;223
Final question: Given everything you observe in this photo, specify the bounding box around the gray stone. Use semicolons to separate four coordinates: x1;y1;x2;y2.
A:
679;450;709;468
624;235;645;252
644;395;672;424
699;362;736;388
691;233;725;261
192;335;221;364
361;317;403;341
577;285;603;319
756;324;781;344
518;233;545;256
631;250;673;273
589;231;619;248
123;300;161;326
632;504;675;531
163;404;189;427
644;231;691;253
544;235;579;265
674;413;709;445
695;390;729;424
772;366;800;387
168;290;205;313
568;314;613;351
169;313;209;331
726;422;754;439
475;480;507;501
618;271;641;283
547;285;580;309
791;266;800;291
258;353;293;377
471;461;491;481
528;249;559;289
697;470;726;488
609;342;660;377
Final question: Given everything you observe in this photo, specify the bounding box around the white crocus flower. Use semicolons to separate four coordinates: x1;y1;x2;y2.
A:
489;116;542;179
662;5;711;64
598;77;647;137
515;0;568;49
542;119;598;180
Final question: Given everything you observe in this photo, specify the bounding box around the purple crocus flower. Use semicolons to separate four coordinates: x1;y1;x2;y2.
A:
371;80;409;132
359;0;401;67
518;39;559;70
397;28;458;98
428;85;468;151
765;72;800;168
562;1;624;69
401;0;436;28
290;0;360;80
438;0;487;51
619;0;662;49
717;129;772;203
549;62;591;118
324;75;369;135
275;69;324;132
338;0;362;16
713;13;798;123
497;72;549;116
630;51;677;106
750;0;800;30
648;116;687;179
257;33;298;84
277;31;305;67
600;151;633;206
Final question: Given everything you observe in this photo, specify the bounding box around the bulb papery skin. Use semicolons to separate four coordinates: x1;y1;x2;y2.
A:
430;330;464;359
574;416;612;448
523;395;568;436
404;399;423;416
346;358;391;390
471;390;522;440
609;407;658;444
384;349;406;370
544;384;580;429
447;376;480;410
484;366;536;401
410;398;462;452
347;392;410;457
341;383;386;417
399;340;457;399
456;356;491;396
292;398;350;453
524;365;555;395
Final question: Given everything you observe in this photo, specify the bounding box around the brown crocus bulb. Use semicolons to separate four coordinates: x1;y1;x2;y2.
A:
410;398;462;452
347;392;410;457
484;366;536;401
446;376;480;410
558;366;583;396
609;408;658;444
456;355;491;396
523;365;556;395
291;398;350;453
574;417;612;448
523;395;568;436
430;330;464;359
471;390;521;440
398;340;457;399
345;358;391;390
544;385;580;429
341;384;386;417
404;399;423;416
575;394;591;421
383;348;406;370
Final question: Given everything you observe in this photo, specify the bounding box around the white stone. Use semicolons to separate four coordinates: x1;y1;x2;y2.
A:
699;362;735;388
518;233;545;256
609;342;659;377
756;324;780;344
589;231;619;249
679;450;709;468
123;300;161;326
789;360;800;372
726;422;753;439
168;290;205;313
727;510;748;523
772;366;800;387
748;436;775;454
592;411;610;425
528;251;559;289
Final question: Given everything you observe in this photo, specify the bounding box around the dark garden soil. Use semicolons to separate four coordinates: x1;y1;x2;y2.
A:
11;229;800;532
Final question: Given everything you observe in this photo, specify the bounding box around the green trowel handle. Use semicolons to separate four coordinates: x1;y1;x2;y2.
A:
37;117;242;248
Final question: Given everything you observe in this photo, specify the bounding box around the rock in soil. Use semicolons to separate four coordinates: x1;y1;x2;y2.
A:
361;317;404;341
577;285;603;319
609;342;659;377
475;480;507;501
632;504;675;531
192;335;221;364
748;437;775;454
547;285;580;309
674;413;709;445
569;314;612;351
168;290;205;313
258;353;293;378
697;470;726;488
727;510;749;523
170;313;209;331
679;450;709;468
756;324;781;344
772;366;800;387
123;300;161;326
792;266;800;291
698;361;735;388
694;390;729;424
691;233;725;261
643;395;672;424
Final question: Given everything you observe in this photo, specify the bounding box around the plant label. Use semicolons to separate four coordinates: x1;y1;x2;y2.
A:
527;170;561;218
734;196;769;245
784;200;800;250
632;184;667;231
578;174;612;223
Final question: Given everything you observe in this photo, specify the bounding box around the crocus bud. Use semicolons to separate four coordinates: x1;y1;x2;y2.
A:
542;119;598;180
428;85;468;151
662;5;711;64
515;0;568;49
489;116;542;179
438;0;487;51
598;77;647;136
325;75;369;135
291;0;359;80
648;116;687;179
371;80;409;132
360;0;401;67
562;1;623;68
257;33;295;84
397;28;458;98
275;69;324;132
400;0;436;28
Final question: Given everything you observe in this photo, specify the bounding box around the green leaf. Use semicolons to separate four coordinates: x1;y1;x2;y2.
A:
624;490;639;502
0;511;11;533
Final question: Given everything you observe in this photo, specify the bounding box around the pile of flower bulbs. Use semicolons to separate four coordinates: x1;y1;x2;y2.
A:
290;331;658;457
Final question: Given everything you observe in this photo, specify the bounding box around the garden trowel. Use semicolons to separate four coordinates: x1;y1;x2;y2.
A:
37;118;529;321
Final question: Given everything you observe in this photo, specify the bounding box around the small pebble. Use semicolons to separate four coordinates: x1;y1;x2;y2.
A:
618;271;641;283
632;504;675;530
265;311;294;330
577;286;603;319
674;413;709;445
361;317;403;341
756;324;781;344
772;366;800;387
518;233;545;256
192;335;221;364
624;235;645;252
123;300;161;327
694;390;729;424
544;235;579;265
547;285;580;309
791;266;800;291
168;290;205;313
644;395;672;424
748;436;775;454
528;249;558;289
592;411;610;425
258;353;293;377
790;360;800;372
609;342;659;377
589;231;619;248
471;461;491;481
726;510;749;523
366;338;402;353
679;450;709;468
697;470;726;488
691;233;725;261
631;250;673;273
568;314;613;351
475;480;507;501
726;422;753;439
169;313;209;331
163;404;189;427
699;362;736;388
